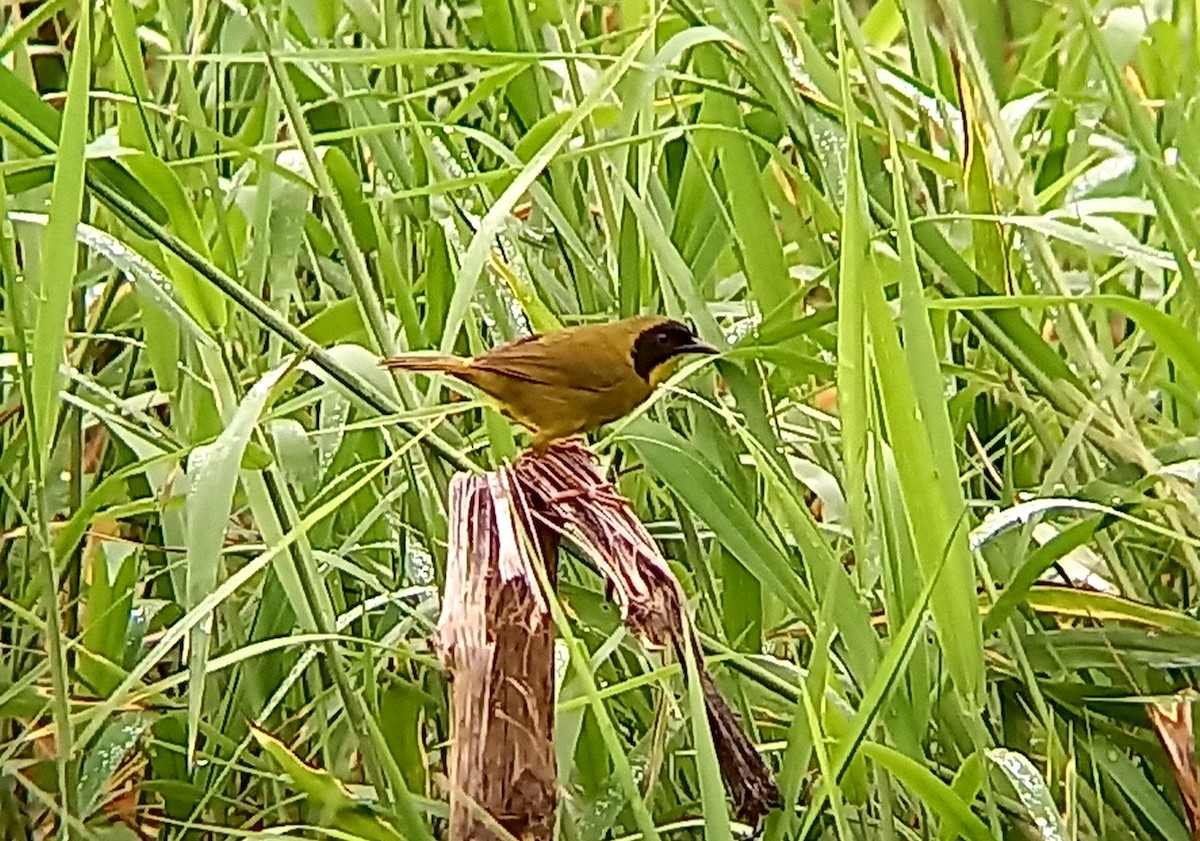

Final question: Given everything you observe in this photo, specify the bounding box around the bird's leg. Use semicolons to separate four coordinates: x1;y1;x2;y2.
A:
526;435;617;502
528;433;586;456
547;485;618;504
552;437;592;456
546;472;623;506
528;430;555;455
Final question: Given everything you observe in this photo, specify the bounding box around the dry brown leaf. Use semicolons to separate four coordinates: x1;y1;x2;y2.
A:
1148;692;1200;839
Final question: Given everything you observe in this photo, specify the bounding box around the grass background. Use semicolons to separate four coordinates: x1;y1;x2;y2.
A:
3;0;1200;838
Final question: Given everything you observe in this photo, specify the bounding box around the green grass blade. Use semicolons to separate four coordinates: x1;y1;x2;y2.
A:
833;2;870;555
626;419;817;621
440;25;654;350
184;360;292;766
31;8;90;468
861;742;991;841
681;634;734;841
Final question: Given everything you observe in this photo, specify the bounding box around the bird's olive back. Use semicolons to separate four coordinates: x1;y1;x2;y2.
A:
631;320;702;381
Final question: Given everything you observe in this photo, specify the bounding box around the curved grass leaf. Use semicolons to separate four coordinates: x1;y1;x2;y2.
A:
928;293;1200;393
624;418;816;621
184;359;293;766
681;635;734;841
861;742;991;841
440;25;655;351
78;716;147;818
31;10;89;466
1024;587;1200;635
986;749;1067;841
1086;731;1191;841
252;725;406;841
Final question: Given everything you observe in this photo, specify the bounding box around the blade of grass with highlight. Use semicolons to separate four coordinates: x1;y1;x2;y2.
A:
863;742;992;841
31;8;89;469
884;129;984;706
833;0;871;558
24;9;91;828
862;263;984;705
681;632;735;841
440;24;655;352
184;359;294;767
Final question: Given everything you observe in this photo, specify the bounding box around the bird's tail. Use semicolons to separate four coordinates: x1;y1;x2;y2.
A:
380;354;470;375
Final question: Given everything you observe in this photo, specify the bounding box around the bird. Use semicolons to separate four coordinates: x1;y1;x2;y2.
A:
381;315;719;451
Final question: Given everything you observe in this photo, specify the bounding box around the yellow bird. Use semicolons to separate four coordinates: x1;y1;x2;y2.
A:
381;315;719;450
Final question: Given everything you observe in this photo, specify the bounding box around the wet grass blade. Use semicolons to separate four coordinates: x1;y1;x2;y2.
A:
184;361;293;766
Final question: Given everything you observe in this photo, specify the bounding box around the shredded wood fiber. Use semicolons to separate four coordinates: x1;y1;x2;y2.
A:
436;442;780;838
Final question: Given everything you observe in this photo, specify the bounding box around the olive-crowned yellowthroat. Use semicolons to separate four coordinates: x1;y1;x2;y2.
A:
381;315;718;450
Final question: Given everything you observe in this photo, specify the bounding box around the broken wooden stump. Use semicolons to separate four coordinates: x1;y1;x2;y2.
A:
436;470;559;841
435;442;780;840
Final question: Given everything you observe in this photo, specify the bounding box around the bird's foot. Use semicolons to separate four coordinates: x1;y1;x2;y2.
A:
527;435;588;456
547;483;622;506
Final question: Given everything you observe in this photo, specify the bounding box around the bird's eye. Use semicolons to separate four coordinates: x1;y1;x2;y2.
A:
657;332;670;345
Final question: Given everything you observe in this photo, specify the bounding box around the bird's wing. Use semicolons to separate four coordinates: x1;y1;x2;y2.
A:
471;331;626;393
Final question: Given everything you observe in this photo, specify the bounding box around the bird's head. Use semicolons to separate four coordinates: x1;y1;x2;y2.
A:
631;318;720;386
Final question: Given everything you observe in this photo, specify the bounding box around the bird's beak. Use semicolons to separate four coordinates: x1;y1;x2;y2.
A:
677;341;720;356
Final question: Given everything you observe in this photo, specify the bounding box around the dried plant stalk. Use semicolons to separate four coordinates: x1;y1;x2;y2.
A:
436;442;779;838
436;472;559;841
514;443;781;824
